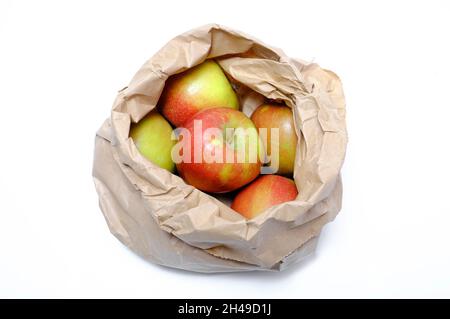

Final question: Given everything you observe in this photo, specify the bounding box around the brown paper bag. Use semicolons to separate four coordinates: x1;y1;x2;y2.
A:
92;24;347;272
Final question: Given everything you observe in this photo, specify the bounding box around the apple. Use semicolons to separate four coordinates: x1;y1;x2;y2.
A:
250;104;298;175
231;175;298;219
175;107;263;193
129;110;176;172
159;60;239;127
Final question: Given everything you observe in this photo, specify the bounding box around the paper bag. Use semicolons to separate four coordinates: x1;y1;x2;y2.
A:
92;24;347;272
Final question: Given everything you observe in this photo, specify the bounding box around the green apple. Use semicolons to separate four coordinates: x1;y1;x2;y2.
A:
129;111;176;172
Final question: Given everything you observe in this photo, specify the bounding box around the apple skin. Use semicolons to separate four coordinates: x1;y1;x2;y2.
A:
129;110;176;173
176;108;263;193
159;60;239;127
231;175;298;219
250;104;298;175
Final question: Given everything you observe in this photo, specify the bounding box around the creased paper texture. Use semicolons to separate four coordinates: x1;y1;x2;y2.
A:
92;24;347;272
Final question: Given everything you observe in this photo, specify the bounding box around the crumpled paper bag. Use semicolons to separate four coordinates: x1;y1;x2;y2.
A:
92;24;347;273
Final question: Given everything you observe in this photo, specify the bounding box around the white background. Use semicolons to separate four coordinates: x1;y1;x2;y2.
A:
1;0;449;298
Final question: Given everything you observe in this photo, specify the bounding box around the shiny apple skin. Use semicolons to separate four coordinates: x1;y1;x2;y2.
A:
129;110;176;172
176;108;263;193
160;60;239;127
231;175;298;219
250;104;298;175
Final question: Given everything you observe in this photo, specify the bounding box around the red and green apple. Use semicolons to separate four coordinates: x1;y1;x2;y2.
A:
160;60;239;127
231;175;298;219
175;107;263;193
250;104;298;175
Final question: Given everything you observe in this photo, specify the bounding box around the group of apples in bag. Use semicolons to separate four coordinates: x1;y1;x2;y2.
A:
130;60;298;219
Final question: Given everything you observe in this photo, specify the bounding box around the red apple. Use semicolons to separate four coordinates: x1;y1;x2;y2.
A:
231;175;298;219
250;104;298;175
174;108;263;193
159;60;239;127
